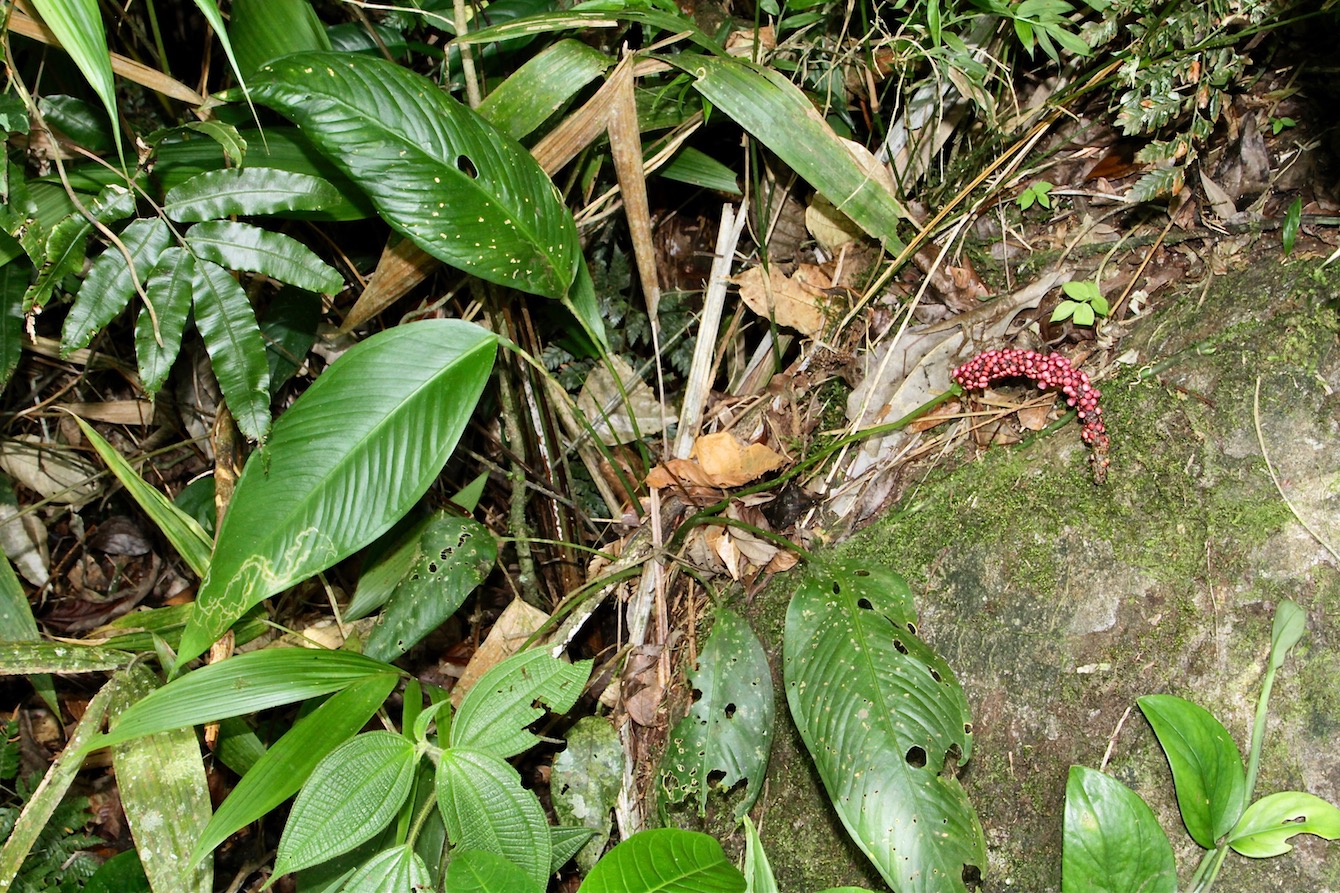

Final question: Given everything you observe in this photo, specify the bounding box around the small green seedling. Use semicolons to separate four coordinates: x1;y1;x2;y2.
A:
1051;279;1109;327
1282;196;1302;256
1270;116;1296;136
1017;180;1054;210
1063;601;1340;893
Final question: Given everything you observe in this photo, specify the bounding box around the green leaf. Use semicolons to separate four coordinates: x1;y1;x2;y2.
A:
84;648;399;751
1136;695;1245;847
0;552;56;711
1051;300;1078;323
553;716;623;871
363;513;497;662
338;843;433;892
274;731;418;878
1226;791;1340;857
451;650;593;759
659;608;774;819
742;816;778;893
1062;280;1100;302
189;255;273;441
1062;766;1176;893
551;825;599;875
250;53;586;305
192;673;398;864
136;246;195;396
62;218;172;355
345;514;433;622
478;39;611;140
0;641;133;674
437;748;552;890
186;220;343;294
111;663;213;893
165;169;347;222
228;0;332;79
683;57;910;252
26;0;123;163
25;185;135;310
182;121;248;166
1073;302;1096;326
175;319;496;665
445;849;541;893
260;285;321;393
577;828;746;893
658;147;742;195
0;262;27;390
1282;197;1302;256
784;561;983;893
73;416;213;577
1269;599;1306;671
189;0;253;107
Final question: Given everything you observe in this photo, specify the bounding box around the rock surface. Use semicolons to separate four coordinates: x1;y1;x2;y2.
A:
739;259;1340;892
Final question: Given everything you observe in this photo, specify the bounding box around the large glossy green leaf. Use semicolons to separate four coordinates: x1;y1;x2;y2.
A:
437;748;551;890
1062;766;1176;893
1227;791;1340;857
477;39;610;140
84;649;399;751
61;218;172;354
451;650;592;759
186;220;343;294
135;246;195;396
274;731;418;878
552;716;623;871
74;416;213;578
111;664;213;893
345;515;432;621
189;254;273;442
577;829;746;893
363;513;497;662
784;561;983;893
684;56;910;252
164;168;346;221
445;849;539;893
24;185;135;310
250;53;585;306
659;608;773;819
27;0;123;162
175;320;496;665
1137;694;1244;847
192;673;398;864
229;0;331;79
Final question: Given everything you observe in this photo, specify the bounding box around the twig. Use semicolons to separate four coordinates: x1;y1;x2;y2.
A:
1253;377;1340;563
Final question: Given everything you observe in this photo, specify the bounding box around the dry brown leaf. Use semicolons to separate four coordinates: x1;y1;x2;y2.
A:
576;356;669;445
645;432;787;489
1016;403;1054;431
734;264;830;336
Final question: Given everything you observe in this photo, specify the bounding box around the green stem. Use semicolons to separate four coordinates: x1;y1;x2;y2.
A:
1243;649;1281;807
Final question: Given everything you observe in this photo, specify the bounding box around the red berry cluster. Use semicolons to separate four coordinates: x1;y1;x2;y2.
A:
952;348;1110;480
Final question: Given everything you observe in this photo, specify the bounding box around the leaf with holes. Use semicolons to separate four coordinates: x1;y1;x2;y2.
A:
251;52;599;340
450;650;592;759
659;608;773;820
552;717;623;871
362;512;497;662
784;561;984;893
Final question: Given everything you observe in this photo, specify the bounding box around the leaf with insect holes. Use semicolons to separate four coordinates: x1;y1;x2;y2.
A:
1227;791;1340;857
785;561;983;893
659;608;773;820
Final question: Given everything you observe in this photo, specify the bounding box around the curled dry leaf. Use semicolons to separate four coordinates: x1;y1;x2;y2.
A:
575;356;669;446
645;432;787;489
733;264;832;336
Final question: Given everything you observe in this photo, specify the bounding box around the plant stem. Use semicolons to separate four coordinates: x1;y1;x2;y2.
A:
1243;643;1282;807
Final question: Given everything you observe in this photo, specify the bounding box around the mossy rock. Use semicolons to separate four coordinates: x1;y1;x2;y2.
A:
719;259;1340;892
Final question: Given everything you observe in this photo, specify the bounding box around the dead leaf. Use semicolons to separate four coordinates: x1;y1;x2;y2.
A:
576;356;669;446
645;432;787;490
1016;403;1054;431
734;264;831;336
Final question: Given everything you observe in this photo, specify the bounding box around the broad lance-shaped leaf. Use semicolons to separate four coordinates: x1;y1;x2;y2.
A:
164;168;346;222
659;608;773;820
62;217;171;354
436;748;552;890
250;53;581;302
175;320;496;666
684;56;911;252
186;220;343;295
190;255;272;442
25;184;135;310
1063;766;1176;893
784;561;984;893
136;247;195;397
1136;694;1244;847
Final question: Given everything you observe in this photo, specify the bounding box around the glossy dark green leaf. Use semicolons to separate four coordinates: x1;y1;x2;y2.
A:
577;829;746;893
437;748;551;889
451;650;592;759
175;320;496;665
24;185;135;310
26;0;123;162
186;220;343;294
1227;791;1340;857
1137;694;1244;847
135;247;195;396
84;849;150;893
84;648;399;751
193;673;398;864
339;844;433;892
229;0;331;78
363;513;497;662
250;53;583;303
784;562;983;893
274;731;417;878
660;608;773;819
165;168;346;222
1062;766;1176;893
552;716;623;870
189;255;272;441
445;849;540;893
345;514;432;622
62;218;171;355
260;285;321;393
38;95;114;153
0;262;28;393
477;39;610;140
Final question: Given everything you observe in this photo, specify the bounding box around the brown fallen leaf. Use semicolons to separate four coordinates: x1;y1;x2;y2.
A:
646;431;786;490
733;264;831;336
